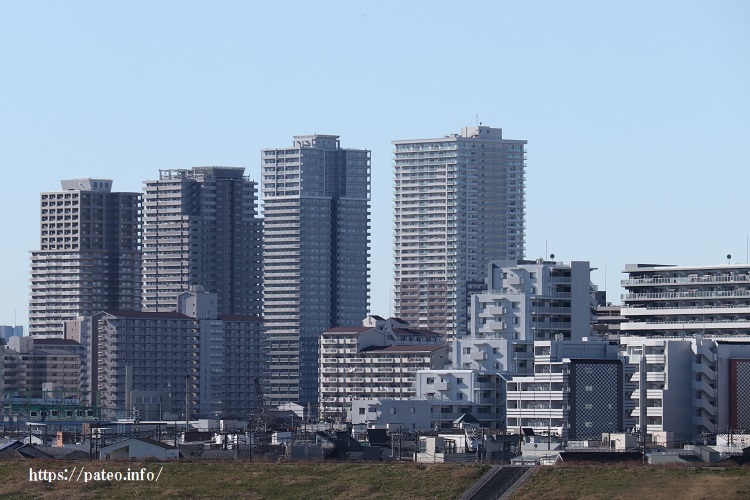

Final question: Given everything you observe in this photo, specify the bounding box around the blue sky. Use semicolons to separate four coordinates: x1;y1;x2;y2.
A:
1;1;748;328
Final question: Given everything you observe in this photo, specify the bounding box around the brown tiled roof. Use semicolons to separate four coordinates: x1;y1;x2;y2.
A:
34;339;81;346
391;328;442;337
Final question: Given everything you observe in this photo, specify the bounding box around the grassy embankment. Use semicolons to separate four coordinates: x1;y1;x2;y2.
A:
511;463;750;500
0;460;489;499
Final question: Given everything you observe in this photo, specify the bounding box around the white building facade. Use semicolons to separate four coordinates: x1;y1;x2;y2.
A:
470;260;598;343
392;126;526;337
318;317;446;422
621;263;750;337
620;336;750;443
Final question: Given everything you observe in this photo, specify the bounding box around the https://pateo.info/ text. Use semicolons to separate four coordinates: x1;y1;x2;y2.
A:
29;466;163;484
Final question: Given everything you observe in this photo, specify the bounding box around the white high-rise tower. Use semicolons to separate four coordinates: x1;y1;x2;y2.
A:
392;125;526;337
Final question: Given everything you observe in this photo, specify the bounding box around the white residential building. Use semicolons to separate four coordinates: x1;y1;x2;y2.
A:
415;370;505;430
620;336;750;443
621;263;750;337
504;340;627;441
470;260;599;343
318;316;447;422
392;126;526;337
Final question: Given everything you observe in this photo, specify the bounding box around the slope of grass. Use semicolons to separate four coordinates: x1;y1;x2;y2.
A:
0;460;490;499
511;463;750;500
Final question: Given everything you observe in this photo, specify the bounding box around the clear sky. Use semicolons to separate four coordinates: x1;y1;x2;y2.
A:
1;1;748;329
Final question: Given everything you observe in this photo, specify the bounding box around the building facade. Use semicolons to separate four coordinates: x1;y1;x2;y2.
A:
621;263;750;337
85;290;266;420
142;167;262;316
469;260;599;343
318;316;446;422
262;135;370;407
4;336;83;396
0;326;23;343
29;178;141;336
504;340;627;441
392;125;526;337
620;336;750;443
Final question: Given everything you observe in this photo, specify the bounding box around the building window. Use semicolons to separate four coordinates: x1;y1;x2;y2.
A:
426;377;435;384
389;408;397;415
463;347;471;355
410;407;416;414
456;378;463;384
359;408;366;415
457;393;463;400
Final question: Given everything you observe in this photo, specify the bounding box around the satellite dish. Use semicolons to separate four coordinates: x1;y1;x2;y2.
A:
549;254;555;260
727;254;732;264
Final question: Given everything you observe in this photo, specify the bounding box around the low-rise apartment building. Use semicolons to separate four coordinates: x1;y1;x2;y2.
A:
319;316;447;422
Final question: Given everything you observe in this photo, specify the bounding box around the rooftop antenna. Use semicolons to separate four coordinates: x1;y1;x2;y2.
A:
476;114;479;126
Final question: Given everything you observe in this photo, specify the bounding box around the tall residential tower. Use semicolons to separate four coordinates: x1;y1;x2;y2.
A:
29;178;141;336
262;134;370;407
142;167;262;315
392;126;526;337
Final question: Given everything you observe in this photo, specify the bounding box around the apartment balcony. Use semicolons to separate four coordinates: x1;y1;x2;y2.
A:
646;406;663;417
622;274;750;287
645;372;666;382
645;354;666;364
532;372;566;383
646;389;664;399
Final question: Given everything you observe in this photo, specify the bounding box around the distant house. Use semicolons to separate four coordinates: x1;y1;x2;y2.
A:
99;437;178;460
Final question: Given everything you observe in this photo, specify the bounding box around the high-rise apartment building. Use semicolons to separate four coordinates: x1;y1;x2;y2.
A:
29;178;141;336
142;167;262;315
392;126;526;337
262;135;370;407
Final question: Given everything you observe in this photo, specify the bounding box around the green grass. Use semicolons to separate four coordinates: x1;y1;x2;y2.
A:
510;463;750;500
0;460;491;499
